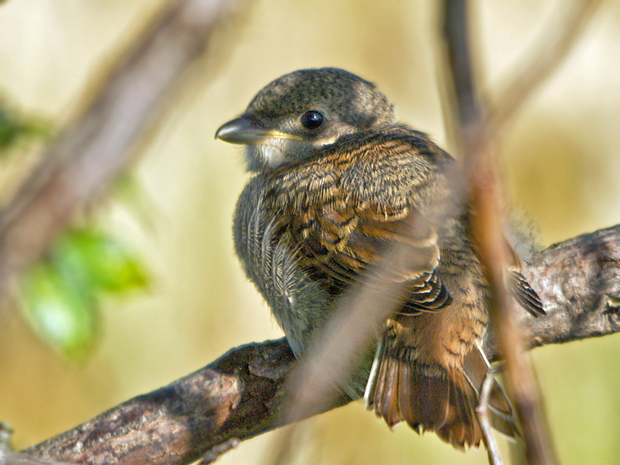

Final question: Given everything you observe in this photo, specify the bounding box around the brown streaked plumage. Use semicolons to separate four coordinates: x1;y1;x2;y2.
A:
216;68;544;449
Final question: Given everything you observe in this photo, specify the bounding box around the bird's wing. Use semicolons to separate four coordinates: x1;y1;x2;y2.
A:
293;198;451;312
266;132;452;313
504;241;545;317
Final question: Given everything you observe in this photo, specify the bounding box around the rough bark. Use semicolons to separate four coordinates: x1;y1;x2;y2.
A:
17;224;620;465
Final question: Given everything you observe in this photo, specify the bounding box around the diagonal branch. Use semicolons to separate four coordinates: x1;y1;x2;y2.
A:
440;1;604;464
20;224;620;465
0;0;244;290
487;0;606;134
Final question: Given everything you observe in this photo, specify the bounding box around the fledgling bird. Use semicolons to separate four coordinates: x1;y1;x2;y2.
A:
216;68;544;449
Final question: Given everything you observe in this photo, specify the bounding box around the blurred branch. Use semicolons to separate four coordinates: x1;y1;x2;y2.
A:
263;213;431;465
488;0;606;133
281;214;429;422
0;0;243;291
442;0;556;463
440;1;603;464
22;224;620;465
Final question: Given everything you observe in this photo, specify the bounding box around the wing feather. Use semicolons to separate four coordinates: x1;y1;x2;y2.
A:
265;133;454;313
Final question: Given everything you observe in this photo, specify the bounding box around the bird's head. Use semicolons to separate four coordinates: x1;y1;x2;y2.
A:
215;68;395;172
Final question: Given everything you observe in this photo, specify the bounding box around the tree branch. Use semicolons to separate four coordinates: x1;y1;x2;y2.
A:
439;2;604;463
0;0;243;290
19;224;620;465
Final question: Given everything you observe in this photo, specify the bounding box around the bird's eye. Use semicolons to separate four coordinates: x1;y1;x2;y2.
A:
300;110;324;130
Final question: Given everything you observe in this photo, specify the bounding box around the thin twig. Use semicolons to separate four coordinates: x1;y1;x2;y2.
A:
439;0;596;463
477;370;504;465
466;136;558;465
487;0;606;134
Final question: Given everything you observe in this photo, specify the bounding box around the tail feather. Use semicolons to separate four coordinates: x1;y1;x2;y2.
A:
405;363;451;432
397;356;418;431
380;354;403;426
439;366;481;447
366;336;518;449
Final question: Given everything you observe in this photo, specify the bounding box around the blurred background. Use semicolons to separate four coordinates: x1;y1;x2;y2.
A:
0;0;619;464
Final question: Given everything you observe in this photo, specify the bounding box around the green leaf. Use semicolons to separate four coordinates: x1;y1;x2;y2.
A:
0;103;49;152
54;229;149;294
19;228;148;360
21;264;97;361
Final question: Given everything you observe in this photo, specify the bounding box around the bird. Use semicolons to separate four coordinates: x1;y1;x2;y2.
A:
215;67;544;449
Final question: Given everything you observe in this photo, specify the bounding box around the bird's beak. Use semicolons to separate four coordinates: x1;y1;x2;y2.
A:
215;115;302;145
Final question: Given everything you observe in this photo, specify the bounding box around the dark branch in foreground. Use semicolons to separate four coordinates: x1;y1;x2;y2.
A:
0;0;243;292
21;224;620;465
440;2;604;463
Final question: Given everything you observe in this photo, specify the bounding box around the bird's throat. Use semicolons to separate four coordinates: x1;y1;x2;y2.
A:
247;144;286;171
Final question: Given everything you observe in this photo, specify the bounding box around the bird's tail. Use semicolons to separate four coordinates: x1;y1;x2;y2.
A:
364;335;518;449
